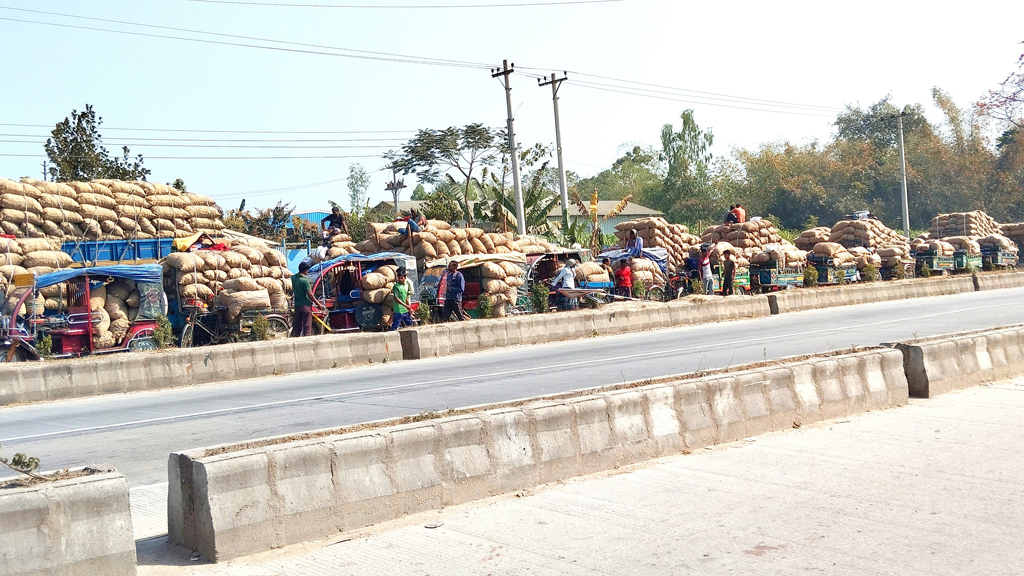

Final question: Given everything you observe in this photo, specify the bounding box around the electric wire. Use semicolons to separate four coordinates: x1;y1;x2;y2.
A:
186;0;627;6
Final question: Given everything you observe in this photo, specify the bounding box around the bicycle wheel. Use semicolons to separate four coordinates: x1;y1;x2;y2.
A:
647;286;665;301
179;321;194;348
265;315;291;338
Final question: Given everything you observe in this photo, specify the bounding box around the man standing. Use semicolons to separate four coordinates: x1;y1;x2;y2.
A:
390;267;415;330
551;258;578;310
290;261;323;337
615;258;633;298
721;250;736;296
699;246;715;295
441;260;469;321
320;206;350;237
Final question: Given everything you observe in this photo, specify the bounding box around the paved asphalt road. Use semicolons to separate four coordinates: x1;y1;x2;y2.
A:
2;287;1023;488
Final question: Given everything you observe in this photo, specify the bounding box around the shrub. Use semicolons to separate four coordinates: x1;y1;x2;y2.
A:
530;282;550;313
862;265;880;282
983;259;995;271
152;314;175;348
37;334;53;357
803;266;818;287
689;277;704;295
251;315;270;341
476;293;493;319
920;264;932;278
415;303;431;325
631;278;646;299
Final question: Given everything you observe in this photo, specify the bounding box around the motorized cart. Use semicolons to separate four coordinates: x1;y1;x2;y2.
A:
981;247;1018;269
424;253;527;319
749;260;804;293
308;252;419;331
913;253;954;276
952;252;983;273
808;254;860;284
1;264;166;360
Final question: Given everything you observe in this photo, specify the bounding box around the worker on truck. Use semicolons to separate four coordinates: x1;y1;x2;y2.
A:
321;206;350;238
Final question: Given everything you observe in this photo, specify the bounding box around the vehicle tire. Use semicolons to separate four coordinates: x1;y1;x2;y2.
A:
179;322;194;348
265;315;291;338
128;336;158;352
0;345;29;362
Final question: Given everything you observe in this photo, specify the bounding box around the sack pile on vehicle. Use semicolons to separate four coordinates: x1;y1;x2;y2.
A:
847;246;883;269
810;242;857;266
626;257;664;288
319;232;359;262
977;233;1019;252
795;227;832;251
613;217;702;269
873;244;912;268
998;223;1024;247
0;237;71;287
574;261;610;284
910;237;956;256
829;218;909;250
161;241;292;319
477;260;525;316
941;236;982;255
699;220;792;268
929;211;1002;238
749;245;808;268
0;177;222;241
356;221;559;261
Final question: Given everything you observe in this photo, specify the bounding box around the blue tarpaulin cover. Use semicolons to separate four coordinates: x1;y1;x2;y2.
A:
34;264;163;289
598;247;669;274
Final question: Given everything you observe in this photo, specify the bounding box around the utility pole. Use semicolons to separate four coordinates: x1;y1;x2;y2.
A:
492;60;526;236
896;112;910;238
385;164;406;215
539;72;570;235
41;161;48;181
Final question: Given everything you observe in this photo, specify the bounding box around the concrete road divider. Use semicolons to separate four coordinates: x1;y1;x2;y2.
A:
894;324;1024;397
0;468;136;576
168;348;907;562
0;331;401;407
403;297;772;360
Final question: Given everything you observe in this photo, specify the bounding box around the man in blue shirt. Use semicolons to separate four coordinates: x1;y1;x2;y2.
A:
441;260;469;321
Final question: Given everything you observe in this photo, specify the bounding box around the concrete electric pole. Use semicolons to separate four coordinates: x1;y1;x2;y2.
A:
385;165;406;215
492;60;526;236
539;72;570;234
896;112;910;238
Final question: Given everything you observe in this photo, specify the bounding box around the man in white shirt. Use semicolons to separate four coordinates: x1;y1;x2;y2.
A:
551;258;578;310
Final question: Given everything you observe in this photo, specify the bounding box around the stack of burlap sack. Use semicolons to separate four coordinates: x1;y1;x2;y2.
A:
357;221;559;260
873;244;912;268
977;233;1019;253
749;244;808;268
699;220;794;268
574;260;610;285
624;257;664;288
846;246;883;269
613;217;702;269
478;261;525;317
809;242;857;266
998;223;1024;248
0;177;221;241
829;218;909;250
314;232;359;263
0;237;72;286
795;227;832;251
941;236;982;255
161;240;292;320
910;237;956;256
929;211;1002;238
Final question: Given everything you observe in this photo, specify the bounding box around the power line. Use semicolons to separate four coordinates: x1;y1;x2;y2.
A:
1;153;382;160
0;133;408;143
184;0;627;7
0;140;403;150
0;122;415;135
0;6;490;69
0;14;491;69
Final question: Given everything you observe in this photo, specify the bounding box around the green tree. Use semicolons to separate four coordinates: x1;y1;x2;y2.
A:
347;163;370;215
979;45;1024;129
44;105;151;182
650;110;716;223
410;183;428;200
393;124;503;224
576;144;663;202
222;201;295;241
170;178;187;192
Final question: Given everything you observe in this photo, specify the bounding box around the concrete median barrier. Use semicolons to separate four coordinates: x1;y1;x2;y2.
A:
894;324;1024;397
0;331;402;406
0;468;136;576
168;347;906;562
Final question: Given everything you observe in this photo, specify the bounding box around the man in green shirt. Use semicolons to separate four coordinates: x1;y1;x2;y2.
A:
389;267;415;331
290;261;322;337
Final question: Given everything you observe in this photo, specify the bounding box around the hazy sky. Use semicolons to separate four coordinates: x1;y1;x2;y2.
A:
1;0;1022;213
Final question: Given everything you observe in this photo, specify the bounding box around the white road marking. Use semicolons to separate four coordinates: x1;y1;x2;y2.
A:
0;301;1016;443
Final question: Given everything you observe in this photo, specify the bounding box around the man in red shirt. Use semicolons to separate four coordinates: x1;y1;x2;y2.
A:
733;204;746;223
615;258;633;298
